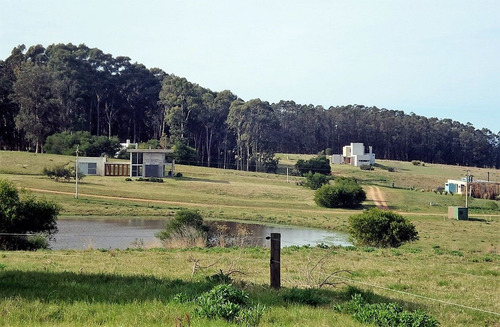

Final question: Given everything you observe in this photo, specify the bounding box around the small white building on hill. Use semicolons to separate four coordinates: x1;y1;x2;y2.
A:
331;143;375;167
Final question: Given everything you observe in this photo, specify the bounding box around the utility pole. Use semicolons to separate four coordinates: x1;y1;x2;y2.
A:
465;168;469;208
75;145;79;199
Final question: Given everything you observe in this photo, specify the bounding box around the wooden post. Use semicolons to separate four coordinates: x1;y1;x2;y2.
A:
270;233;281;289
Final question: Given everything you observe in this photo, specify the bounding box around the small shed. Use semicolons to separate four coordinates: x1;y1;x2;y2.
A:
77;157;106;176
448;206;468;220
127;149;175;178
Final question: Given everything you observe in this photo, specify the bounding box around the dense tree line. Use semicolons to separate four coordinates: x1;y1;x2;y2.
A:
1;44;499;169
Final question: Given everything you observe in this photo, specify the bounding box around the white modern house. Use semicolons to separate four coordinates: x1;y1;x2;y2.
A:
331;143;375;167
127;148;175;178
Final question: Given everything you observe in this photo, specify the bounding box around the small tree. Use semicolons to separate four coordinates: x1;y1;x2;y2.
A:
156;209;207;246
303;172;331;190
173;140;199;165
348;208;418;247
295;155;331;176
314;177;366;208
0;178;60;250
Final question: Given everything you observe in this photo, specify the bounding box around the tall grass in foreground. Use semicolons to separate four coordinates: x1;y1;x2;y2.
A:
0;245;498;326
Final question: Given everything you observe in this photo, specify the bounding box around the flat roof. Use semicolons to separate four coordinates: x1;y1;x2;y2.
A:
127;149;174;153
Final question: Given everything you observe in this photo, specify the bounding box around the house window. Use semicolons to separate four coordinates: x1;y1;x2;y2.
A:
132;153;143;164
87;163;97;175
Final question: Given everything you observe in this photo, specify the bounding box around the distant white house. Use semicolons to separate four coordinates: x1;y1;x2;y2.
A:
331;143;375;167
445;178;468;194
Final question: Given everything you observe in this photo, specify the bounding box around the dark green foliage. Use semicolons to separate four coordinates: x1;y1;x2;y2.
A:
136;177;163;183
206;270;233;284
334;293;439;327
43;165;83;182
175;172;183;178
360;164;374;170
155;209;207;241
0;178;59;250
173;140;199;165
314;177;366;208
45;131;121;157
195;284;248;320
295;155;331;176
348;208;418;248
281;287;330;306
195;284;264;326
303;172;331;190
411;160;423;166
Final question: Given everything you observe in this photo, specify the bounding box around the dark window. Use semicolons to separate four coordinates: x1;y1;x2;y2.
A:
87;163;97;175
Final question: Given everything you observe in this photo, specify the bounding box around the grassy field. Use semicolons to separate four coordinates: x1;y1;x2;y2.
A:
0;150;499;326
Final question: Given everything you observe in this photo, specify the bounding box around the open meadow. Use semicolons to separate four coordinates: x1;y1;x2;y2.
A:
0;150;499;326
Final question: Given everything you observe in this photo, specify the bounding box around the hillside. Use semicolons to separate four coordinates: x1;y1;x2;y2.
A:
0;151;499;326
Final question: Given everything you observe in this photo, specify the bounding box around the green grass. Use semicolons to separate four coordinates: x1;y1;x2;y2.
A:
0;150;499;326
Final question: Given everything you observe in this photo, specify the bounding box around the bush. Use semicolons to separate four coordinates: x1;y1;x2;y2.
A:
0;179;60;250
387;167;395;172
314;178;366;208
348;208;418;248
411;160;422;166
303;172;331;190
195;284;264;326
295;155;331;176
43;165;83;182
360;165;374;171
334;293;439;327
173;140;199;165
156;209;207;243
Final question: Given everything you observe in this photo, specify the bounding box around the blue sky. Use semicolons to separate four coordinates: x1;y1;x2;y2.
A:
1;0;499;132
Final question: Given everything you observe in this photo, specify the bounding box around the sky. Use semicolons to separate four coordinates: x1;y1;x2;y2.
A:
1;0;499;132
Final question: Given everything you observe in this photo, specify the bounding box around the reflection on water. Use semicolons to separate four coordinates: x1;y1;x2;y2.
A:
51;217;351;250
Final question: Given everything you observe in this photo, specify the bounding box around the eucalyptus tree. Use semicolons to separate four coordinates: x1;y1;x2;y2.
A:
12;62;60;153
227;98;279;171
159;74;201;142
198;89;237;167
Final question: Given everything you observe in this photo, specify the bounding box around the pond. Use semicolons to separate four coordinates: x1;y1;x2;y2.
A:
50;217;351;250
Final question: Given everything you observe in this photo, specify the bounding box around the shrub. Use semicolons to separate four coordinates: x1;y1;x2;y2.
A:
314;177;366;208
387;167;395;172
360;165;374;171
0;179;60;250
295;155;331;176
156;209;207;244
303;172;331;190
411;160;422;166
334;293;439;327
173;140;199;165
175;172;183;178
195;284;265;326
348;208;418;248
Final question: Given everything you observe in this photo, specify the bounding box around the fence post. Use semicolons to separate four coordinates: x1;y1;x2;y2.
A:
270;233;281;289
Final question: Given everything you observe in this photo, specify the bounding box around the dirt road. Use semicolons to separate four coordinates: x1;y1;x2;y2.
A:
366;186;389;210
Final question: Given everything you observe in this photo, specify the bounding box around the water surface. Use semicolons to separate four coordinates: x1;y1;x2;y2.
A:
51;217;351;250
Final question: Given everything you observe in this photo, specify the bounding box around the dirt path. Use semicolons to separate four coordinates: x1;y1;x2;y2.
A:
367;186;390;210
24;187;500;218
